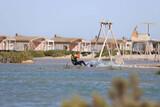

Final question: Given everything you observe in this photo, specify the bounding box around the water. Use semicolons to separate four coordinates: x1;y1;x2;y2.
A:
0;58;160;107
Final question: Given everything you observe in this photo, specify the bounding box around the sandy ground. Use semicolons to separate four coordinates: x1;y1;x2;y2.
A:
122;54;159;60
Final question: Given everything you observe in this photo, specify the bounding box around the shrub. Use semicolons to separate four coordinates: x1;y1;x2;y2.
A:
44;50;73;57
0;52;32;63
29;51;45;57
44;50;55;56
95;49;118;58
156;70;160;75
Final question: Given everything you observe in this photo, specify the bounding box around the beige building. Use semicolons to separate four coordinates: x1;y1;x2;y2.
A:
91;37;126;52
43;39;55;51
131;26;159;54
81;40;91;52
124;40;132;51
52;35;82;51
52;35;92;52
0;36;16;51
15;34;54;51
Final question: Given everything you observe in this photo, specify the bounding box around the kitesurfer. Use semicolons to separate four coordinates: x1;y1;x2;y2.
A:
71;52;87;66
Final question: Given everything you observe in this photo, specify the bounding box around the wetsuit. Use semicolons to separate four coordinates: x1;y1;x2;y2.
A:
71;54;86;66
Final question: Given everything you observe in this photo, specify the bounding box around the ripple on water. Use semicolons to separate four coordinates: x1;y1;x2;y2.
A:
0;59;159;107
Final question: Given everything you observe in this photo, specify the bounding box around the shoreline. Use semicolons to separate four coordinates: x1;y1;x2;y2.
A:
1;55;160;68
17;54;160;60
33;55;160;68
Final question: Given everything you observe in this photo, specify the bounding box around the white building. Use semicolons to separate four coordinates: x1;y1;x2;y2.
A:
0;36;16;51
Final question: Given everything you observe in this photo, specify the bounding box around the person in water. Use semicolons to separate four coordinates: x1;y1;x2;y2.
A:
71;52;87;66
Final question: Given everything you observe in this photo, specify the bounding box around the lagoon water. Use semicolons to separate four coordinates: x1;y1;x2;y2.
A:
0;58;160;107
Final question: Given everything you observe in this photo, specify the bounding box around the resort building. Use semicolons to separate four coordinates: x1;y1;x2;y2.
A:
124;40;132;51
15;34;54;51
131;27;159;54
43;39;54;51
91;37;105;52
0;35;16;51
52;35;82;51
52;35;92;52
91;37;127;52
81;40;91;52
119;38;132;55
33;39;54;51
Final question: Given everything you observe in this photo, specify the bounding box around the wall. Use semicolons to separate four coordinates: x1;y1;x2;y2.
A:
15;42;29;51
54;43;69;50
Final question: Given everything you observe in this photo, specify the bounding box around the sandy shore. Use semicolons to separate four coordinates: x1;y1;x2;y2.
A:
22;60;34;64
122;54;159;60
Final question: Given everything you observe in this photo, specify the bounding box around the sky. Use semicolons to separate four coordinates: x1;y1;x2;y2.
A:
0;0;159;40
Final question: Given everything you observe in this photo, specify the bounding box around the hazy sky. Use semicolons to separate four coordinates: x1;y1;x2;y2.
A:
0;0;159;40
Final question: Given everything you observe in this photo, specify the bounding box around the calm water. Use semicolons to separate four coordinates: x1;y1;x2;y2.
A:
0;58;160;107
